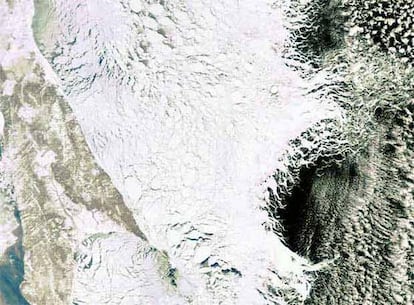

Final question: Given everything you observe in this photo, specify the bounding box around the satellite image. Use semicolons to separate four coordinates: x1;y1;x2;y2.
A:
0;0;413;304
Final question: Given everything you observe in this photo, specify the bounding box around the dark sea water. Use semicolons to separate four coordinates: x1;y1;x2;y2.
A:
0;209;29;305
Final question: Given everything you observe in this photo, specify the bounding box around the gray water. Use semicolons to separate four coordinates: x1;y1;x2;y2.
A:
0;209;29;305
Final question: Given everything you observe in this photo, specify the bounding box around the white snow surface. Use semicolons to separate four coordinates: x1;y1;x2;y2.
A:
33;0;342;304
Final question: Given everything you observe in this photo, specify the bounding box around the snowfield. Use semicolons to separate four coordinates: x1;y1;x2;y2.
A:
32;1;342;304
7;0;413;305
